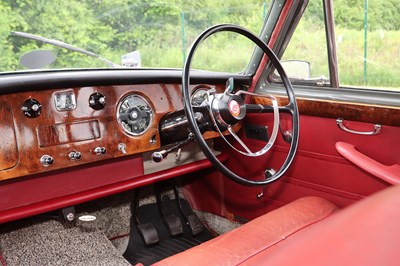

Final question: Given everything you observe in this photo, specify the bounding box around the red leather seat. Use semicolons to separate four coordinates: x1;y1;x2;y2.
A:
154;196;337;265
154;185;400;266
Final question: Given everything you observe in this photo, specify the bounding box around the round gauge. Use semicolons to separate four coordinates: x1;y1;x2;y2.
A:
117;94;153;136
191;88;209;107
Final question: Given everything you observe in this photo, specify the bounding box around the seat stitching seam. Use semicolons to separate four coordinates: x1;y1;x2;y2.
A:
237;208;338;265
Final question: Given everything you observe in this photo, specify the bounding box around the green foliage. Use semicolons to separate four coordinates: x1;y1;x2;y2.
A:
281;18;330;78
192;32;256;73
1;0;267;72
306;0;400;31
336;28;400;88
283;0;400;88
368;0;400;31
0;0;399;89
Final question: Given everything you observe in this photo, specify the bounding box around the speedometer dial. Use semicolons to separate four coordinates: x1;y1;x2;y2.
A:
117;94;153;136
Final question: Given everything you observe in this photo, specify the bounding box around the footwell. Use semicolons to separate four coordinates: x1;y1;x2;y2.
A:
123;193;214;266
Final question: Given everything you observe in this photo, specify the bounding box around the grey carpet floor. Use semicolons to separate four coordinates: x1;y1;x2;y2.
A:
0;192;133;266
0;188;242;266
0;217;131;266
194;210;241;235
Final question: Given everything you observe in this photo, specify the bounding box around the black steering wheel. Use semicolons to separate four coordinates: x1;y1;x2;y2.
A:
182;24;299;186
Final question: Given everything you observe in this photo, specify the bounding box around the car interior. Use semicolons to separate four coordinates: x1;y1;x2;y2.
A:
1;0;399;265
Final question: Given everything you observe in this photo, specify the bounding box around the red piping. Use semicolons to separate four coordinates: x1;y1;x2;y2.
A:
0;252;6;266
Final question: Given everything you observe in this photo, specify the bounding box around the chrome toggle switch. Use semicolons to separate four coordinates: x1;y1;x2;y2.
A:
118;143;127;154
94;147;106;155
40;155;54;167
68;151;82;160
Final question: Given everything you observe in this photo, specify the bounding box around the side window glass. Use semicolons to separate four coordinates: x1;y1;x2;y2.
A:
280;0;400;90
280;1;329;83
334;0;400;89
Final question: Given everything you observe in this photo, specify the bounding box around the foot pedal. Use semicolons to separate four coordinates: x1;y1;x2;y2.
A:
173;186;204;236
163;214;183;236
155;184;183;237
133;188;160;246
187;214;203;236
137;223;159;245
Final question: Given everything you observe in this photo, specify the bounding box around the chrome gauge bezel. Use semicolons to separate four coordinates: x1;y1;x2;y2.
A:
191;87;211;107
116;94;153;137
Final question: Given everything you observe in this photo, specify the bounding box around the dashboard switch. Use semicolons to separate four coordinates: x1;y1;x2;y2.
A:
89;93;106;110
94;147;106;155
68;151;82;160
21;98;42;118
118;143;127;154
40;155;54;167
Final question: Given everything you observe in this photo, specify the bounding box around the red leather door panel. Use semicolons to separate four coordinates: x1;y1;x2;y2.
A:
220;113;394;220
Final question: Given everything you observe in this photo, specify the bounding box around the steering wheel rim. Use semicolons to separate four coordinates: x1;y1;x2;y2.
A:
182;24;299;186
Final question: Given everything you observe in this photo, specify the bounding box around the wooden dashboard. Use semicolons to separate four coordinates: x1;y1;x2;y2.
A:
0;83;225;181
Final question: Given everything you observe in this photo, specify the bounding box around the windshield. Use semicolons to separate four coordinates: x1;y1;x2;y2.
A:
1;1;268;73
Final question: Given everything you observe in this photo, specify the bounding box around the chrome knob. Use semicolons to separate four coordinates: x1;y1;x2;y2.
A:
40;155;54;167
94;147;106;155
69;151;82;160
98;96;106;105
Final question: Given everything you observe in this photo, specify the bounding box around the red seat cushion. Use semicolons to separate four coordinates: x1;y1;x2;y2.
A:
153;196;337;266
240;184;400;266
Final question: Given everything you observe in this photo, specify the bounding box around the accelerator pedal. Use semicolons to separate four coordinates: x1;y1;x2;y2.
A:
186;213;204;236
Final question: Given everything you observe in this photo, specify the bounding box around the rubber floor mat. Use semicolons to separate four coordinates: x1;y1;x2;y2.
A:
123;197;214;265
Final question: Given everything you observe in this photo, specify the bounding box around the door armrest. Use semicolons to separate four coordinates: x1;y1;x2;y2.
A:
336;141;400;185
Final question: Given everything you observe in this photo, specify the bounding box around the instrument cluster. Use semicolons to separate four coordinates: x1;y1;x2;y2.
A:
0;83;223;181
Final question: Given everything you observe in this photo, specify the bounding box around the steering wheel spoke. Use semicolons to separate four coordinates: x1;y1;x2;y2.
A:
246;104;291;114
227;126;254;155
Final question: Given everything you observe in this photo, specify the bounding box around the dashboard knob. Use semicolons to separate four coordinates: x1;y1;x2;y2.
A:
40;155;54;167
21;98;42;118
151;151;166;163
68;151;82;160
94;147;106;155
89;93;106;110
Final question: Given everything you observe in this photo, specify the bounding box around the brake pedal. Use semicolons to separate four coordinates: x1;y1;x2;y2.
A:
163;214;183;236
173;186;203;236
155;185;183;237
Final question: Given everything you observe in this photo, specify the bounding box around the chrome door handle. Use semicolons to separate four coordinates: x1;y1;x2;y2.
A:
336;118;381;135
